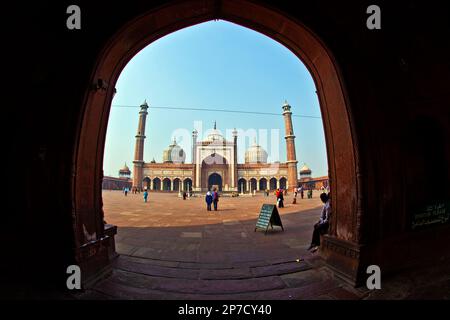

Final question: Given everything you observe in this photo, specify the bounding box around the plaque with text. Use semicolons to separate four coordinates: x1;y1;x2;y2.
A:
255;204;284;234
412;201;450;230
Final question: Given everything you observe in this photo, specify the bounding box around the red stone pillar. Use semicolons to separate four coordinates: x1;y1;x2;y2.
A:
282;101;298;191
132;100;148;191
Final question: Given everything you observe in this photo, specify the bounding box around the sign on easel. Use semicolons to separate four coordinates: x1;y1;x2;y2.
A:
255;204;284;234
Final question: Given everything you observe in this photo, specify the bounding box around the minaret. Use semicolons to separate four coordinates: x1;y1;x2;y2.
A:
232;128;238;191
282;100;298;191
132;100;149;191
192;128;198;191
192;129;198;164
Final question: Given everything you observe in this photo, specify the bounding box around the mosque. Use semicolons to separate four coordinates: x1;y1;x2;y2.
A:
130;100;301;193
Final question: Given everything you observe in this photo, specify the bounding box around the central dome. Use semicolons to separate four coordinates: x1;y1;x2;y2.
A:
205;121;225;142
206;129;225;142
162;138;186;163
245;140;268;164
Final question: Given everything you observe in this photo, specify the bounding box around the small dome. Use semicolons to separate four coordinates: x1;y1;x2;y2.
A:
245;140;268;164
150;158;156;163
119;163;130;173
163;138;186;163
300;164;312;174
119;163;131;177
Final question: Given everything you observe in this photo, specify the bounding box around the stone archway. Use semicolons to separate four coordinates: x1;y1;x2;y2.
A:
143;177;151;190
279;177;287;190
259;178;267;191
173;178;181;192
238;178;247;193
183;178;192;192
201;153;229;191
73;0;361;285
162;178;171;191
152;178;161;191
269;178;277;191
208;173;223;191
249;178;257;193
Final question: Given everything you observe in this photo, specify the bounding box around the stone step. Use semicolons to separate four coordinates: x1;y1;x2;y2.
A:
88;272;343;300
114;255;311;280
101;269;288;295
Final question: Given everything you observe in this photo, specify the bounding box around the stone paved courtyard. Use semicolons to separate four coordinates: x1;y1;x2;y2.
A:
81;190;369;300
103;190;323;264
78;191;449;300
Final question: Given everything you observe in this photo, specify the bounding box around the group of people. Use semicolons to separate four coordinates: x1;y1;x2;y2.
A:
205;189;220;211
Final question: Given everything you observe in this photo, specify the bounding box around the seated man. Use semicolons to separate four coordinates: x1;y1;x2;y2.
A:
308;192;331;252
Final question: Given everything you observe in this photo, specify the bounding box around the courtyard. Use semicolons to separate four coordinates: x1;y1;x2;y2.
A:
103;190;323;264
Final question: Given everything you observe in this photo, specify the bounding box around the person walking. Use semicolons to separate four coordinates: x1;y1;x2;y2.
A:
205;191;213;211
293;187;298;204
277;188;284;208
212;188;219;211
183;191;187;200
308;193;331;252
143;189;148;203
124;187;128;196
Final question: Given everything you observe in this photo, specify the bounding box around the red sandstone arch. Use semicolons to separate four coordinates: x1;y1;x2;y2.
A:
73;0;361;284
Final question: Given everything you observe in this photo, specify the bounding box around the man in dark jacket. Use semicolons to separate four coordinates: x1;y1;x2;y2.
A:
212;188;219;211
308;192;331;252
205;191;213;211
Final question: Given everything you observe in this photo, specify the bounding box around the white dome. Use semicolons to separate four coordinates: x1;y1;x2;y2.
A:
205;129;225;142
245;141;268;164
300;164;311;173
162;139;186;163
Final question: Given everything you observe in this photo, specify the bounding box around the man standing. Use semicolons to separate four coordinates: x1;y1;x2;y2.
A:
308;193;331;252
212;188;219;211
205;191;213;211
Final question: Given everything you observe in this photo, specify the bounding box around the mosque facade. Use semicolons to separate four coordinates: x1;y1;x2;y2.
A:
131;100;300;193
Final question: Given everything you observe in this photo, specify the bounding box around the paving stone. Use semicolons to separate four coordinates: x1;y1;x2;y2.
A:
180;232;203;238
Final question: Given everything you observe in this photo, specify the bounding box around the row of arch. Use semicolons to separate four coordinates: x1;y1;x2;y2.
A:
143;177;193;191
238;177;287;193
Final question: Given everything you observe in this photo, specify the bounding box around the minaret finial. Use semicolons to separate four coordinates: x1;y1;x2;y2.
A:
214;121;216;130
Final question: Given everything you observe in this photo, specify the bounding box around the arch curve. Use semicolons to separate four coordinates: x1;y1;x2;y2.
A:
73;0;361;284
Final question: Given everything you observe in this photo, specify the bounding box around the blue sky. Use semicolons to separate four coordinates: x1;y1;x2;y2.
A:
104;20;328;177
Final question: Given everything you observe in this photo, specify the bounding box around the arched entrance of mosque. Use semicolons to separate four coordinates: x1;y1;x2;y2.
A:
143;177;151;190
152;178;161;191
183;178;192;192
208;173;223;191
259;178;267;191
249;178;257;193
279;177;287;190
201;153;229;191
74;0;361;286
173;178;181;192
269;178;277;191
162;178;171;191
238;178;247;193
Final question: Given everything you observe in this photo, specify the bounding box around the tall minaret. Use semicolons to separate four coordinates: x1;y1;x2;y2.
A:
232;128;238;191
192;128;198;191
192;129;198;164
132;100;149;191
282;100;298;191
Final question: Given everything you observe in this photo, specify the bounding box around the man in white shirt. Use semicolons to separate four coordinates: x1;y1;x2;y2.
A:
308;192;331;252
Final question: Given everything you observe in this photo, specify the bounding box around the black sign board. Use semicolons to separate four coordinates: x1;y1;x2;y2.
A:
412;201;450;230
255;204;284;234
